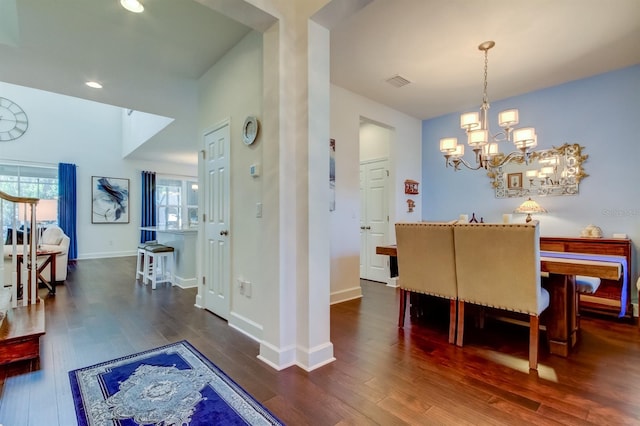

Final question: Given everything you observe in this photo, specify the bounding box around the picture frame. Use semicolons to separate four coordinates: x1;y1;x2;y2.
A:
329;138;335;211
507;172;523;189
92;176;130;223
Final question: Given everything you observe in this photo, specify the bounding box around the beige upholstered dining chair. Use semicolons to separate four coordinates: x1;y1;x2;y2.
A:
453;221;549;370
395;222;458;344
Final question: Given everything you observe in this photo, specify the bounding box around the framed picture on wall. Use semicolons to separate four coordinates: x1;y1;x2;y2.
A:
91;176;130;223
329;138;336;211
507;172;523;189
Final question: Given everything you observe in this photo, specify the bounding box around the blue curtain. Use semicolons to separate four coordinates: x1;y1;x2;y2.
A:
140;171;156;243
58;163;78;260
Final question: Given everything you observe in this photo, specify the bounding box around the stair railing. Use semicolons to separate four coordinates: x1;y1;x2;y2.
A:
0;190;40;307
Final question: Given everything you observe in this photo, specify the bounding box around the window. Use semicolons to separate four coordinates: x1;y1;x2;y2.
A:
0;163;58;240
156;177;198;229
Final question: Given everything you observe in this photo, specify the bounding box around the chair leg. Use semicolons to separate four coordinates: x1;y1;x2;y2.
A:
448;299;457;344
529;314;540;370
456;300;465;347
143;252;151;285
135;249;144;280
398;289;407;327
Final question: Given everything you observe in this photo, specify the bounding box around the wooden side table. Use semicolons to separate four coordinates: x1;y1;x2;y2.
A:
15;249;61;296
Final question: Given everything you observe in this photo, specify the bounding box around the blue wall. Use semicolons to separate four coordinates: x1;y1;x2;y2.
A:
422;64;640;285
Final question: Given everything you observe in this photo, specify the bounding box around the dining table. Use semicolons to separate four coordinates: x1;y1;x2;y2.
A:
375;244;623;357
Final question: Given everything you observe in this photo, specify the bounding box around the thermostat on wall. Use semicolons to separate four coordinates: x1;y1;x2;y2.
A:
250;163;261;177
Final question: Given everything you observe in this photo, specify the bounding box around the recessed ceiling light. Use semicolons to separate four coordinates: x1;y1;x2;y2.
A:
86;81;103;89
120;0;144;13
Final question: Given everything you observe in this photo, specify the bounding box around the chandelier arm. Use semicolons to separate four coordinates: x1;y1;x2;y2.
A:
490;150;529;168
449;156;486;171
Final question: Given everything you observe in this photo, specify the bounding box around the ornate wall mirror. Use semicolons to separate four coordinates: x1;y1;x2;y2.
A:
487;143;588;198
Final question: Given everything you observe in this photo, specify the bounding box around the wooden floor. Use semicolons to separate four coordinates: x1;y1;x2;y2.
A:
1;257;640;425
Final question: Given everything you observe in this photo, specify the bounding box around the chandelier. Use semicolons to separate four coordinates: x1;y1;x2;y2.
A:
439;41;537;171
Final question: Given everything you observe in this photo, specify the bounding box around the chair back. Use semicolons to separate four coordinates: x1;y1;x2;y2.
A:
453;221;543;315
395;222;457;300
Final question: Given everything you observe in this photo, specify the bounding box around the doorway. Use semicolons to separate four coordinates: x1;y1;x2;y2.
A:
359;120;391;283
203;122;231;319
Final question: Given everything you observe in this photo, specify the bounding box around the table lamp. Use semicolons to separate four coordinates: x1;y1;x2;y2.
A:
514;197;547;223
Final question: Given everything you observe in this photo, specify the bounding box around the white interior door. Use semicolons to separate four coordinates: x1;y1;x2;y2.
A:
360;159;389;282
204;123;230;319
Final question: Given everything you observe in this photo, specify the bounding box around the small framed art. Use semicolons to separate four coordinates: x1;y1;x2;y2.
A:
507;172;523;189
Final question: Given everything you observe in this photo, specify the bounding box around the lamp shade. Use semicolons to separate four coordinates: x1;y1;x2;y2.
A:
37;199;58;222
439;137;458;153
514;197;547;214
460;112;479;131
514;197;546;223
468;129;488;147
498;109;519;127
451;144;464;157
17;202;34;221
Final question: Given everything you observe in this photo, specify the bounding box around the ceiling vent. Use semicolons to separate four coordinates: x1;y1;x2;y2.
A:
385;74;411;88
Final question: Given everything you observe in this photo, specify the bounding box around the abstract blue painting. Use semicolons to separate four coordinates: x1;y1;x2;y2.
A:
92;176;130;223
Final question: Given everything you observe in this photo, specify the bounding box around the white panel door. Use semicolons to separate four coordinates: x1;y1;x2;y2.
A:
204;124;230;319
360;159;389;282
359;166;366;278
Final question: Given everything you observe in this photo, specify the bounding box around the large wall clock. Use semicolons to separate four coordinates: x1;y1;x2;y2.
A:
0;97;29;141
242;116;259;146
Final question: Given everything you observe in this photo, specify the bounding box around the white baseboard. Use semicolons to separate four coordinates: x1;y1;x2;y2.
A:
194;293;203;309
330;286;362;305
77;251;137;260
295;342;336;371
172;275;197;289
258;340;297;371
386;277;398;288
229;311;263;342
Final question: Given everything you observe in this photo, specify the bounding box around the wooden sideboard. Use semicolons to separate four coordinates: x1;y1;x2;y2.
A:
540;236;632;319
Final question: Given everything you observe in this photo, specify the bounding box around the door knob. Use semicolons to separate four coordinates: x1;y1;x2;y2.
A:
360;226;366;230
365;226;371;230
220;230;228;236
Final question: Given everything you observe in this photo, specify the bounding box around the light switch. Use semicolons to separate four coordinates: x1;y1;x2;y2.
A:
256;202;263;218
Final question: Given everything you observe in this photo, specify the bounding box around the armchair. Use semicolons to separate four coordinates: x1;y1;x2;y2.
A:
395;222;458;343
453;221;549;370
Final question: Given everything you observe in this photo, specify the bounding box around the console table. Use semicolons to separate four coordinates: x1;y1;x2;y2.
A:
540;236;632;319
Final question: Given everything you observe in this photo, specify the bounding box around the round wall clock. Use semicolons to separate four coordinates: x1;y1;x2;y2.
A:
0;97;28;141
242;116;259;145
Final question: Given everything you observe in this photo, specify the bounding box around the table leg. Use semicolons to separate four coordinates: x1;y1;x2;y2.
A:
16;257;23;299
37;254;56;294
390;256;398;278
49;252;57;294
544;273;578;357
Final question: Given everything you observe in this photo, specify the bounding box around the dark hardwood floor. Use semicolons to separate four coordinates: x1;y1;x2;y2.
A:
1;257;640;425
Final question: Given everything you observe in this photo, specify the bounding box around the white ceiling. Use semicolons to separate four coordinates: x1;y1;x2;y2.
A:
1;0;639;165
331;0;640;120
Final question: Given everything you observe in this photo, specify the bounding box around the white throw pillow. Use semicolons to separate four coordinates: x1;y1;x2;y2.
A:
41;227;64;245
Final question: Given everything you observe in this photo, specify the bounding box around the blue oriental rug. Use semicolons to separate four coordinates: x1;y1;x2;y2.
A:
69;340;284;426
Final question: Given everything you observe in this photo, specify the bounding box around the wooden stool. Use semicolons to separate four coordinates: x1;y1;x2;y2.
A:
136;241;158;280
143;244;175;289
